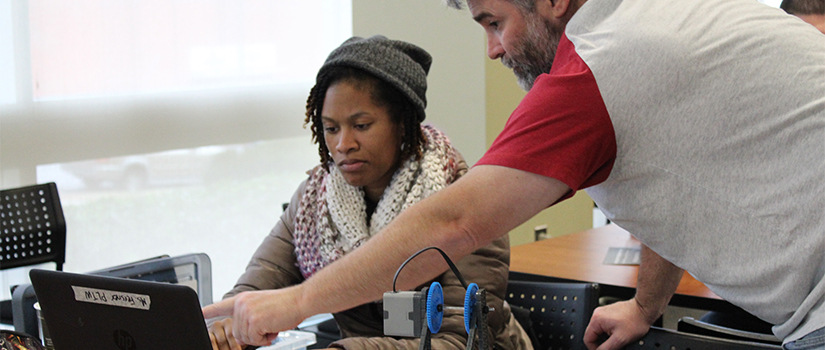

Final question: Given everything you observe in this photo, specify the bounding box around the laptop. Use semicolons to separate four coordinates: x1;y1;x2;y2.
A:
30;269;212;350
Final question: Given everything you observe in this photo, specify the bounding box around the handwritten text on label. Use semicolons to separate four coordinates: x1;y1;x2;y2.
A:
72;286;151;310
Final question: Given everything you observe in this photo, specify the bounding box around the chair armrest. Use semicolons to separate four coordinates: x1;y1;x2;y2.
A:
677;316;781;345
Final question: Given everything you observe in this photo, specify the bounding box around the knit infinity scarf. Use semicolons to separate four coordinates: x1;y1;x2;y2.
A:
293;125;462;279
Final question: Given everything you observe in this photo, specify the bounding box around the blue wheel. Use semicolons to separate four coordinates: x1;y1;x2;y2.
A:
464;283;479;334
426;282;444;333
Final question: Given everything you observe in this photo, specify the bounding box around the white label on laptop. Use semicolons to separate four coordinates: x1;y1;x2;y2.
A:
71;286;151;310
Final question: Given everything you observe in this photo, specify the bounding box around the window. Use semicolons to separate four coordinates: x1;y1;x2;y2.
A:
27;1;349;101
36;137;320;299
0;0;15;104
1;0;351;300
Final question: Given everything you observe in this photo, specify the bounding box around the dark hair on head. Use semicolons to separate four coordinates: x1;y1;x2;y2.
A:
304;66;425;170
781;0;825;14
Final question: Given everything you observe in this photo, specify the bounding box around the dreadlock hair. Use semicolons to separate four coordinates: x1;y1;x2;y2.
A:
304;66;426;170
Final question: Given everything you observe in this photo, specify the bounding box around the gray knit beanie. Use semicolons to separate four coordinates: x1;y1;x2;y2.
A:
317;35;432;122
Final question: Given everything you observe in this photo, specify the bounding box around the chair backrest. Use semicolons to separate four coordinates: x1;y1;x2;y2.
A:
623;326;783;350
1;182;66;271
506;280;599;350
677;316;781;345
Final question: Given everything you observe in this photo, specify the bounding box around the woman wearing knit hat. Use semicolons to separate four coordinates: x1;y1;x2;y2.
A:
206;36;532;350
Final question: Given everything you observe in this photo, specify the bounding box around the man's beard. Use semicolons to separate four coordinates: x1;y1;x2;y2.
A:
501;13;563;91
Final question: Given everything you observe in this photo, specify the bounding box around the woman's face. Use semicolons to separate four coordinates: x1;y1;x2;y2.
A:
321;80;403;201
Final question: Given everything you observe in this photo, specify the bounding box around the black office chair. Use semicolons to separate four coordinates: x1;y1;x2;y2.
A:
506;280;599;350
677;316;781;345
623;326;782;350
1;182;66;334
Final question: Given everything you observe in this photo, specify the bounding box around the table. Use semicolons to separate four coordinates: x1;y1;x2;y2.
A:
510;224;739;313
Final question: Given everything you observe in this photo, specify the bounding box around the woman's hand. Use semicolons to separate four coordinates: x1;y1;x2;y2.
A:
208;317;245;350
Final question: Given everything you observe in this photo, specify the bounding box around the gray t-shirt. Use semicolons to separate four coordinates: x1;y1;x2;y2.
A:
567;0;825;342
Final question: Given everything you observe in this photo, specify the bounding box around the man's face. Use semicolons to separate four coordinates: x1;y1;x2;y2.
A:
470;0;565;90
503;11;564;90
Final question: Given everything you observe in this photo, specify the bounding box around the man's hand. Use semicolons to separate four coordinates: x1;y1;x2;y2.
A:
583;299;653;350
202;287;305;347
584;244;682;349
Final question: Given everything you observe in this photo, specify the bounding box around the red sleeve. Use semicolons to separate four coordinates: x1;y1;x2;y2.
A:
476;34;616;197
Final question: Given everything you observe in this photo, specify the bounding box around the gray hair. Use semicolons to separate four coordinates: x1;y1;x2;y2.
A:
444;0;537;12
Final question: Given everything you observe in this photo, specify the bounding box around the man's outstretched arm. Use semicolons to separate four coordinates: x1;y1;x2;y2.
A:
203;164;571;346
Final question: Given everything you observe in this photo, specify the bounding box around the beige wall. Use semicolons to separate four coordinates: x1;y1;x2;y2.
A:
354;1;594;245
353;0;487;165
